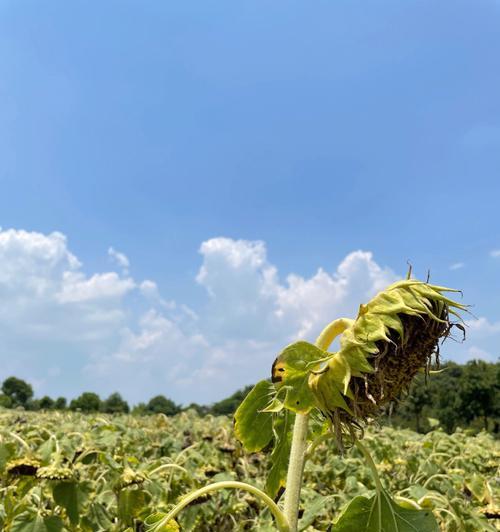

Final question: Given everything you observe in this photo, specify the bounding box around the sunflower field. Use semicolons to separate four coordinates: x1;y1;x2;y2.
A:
0;408;498;531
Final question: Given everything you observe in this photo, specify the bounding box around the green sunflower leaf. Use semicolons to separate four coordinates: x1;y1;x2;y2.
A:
234;380;274;452
272;341;326;414
332;489;439;532
265;410;295;498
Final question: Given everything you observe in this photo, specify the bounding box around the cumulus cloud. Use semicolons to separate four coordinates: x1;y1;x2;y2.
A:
449;262;465;270
0;229;137;396
490;249;500;258
56;272;135;303
0;229;497;404
195;237;396;342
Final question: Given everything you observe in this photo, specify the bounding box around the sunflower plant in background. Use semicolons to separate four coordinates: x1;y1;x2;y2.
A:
147;275;469;532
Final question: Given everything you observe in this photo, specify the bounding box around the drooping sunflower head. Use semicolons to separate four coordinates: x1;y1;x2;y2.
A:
307;279;467;445
36;464;75;481
5;457;41;476
114;467;146;491
268;278;467;449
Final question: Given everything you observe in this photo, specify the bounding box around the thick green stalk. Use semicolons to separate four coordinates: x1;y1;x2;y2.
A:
283;319;345;531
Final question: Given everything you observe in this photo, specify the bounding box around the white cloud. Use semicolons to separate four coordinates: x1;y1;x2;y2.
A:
465;316;500;336
0;229;497;405
467;346;494;361
0;229;139;396
139;279;176;310
85;239;399;402
438;316;500;364
490;249;500;258
108;246;130;272
140;280;159;298
449;262;465;270
196;238;396;342
56;272;135;303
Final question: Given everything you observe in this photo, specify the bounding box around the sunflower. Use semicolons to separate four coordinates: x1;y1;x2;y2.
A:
307;279;467;446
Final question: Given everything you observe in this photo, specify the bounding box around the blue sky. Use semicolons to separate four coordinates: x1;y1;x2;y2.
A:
0;1;499;405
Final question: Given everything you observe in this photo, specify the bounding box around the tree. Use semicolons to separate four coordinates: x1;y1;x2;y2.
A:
26;399;40;411
146;395;180;416
0;394;12;408
55;397;67;410
132;402;148;416
1;377;33;407
70;392;101;413
103;392;129;414
430;363;463;432
398;374;432;432
210;385;253;416
39;396;55;410
460;360;498;430
184;403;210;416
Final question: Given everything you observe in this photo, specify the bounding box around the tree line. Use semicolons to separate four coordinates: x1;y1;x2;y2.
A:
0;378;180;416
388;359;499;434
0;359;498;433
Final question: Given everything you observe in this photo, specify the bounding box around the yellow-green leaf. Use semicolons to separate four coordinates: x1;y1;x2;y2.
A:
272;341;326;414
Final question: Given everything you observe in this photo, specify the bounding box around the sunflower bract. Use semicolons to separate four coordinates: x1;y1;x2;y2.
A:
308;279;467;445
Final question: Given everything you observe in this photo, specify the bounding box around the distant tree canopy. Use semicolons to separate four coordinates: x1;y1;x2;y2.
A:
183;403;210;416
146;395;181;416
391;360;500;433
55;397;67;410
1;376;33;407
70;392;102;413
103;392;129;414
210;385;253;416
39;396;55;410
0;394;12;408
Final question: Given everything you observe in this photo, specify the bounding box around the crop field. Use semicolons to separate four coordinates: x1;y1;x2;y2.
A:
0;408;498;531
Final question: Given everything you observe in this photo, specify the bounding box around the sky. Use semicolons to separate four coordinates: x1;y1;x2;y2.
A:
0;1;499;405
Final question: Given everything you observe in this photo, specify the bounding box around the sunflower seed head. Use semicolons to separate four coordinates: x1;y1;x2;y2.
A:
308;279;467;447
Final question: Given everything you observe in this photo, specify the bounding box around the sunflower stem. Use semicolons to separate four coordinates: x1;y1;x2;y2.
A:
283;413;309;531
283;320;345;531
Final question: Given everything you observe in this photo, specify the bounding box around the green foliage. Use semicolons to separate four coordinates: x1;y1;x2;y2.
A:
0;409;497;531
272;341;326;414
210;385;253;415
69;392;101;413
234;380;274;452
39;396;55;410
391;360;500;434
103;392;130;414
460;360;499;430
132;402;148;415
54;397;66;410
265;410;294;498
10;512;63;532
52;482;89;524
333;490;438;532
2;377;33;407
146;395;180;416
183;403;210;416
0;393;12;408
